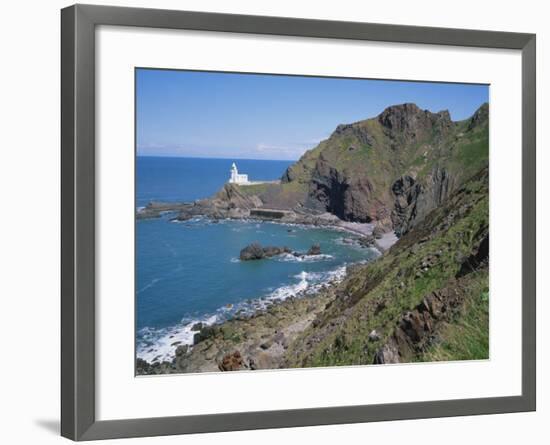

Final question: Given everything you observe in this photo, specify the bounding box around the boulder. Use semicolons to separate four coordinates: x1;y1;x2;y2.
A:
218;350;244;371
239;243;291;261
307;244;322;255
136;358;151;374
239;243;265;260
262;245;291;257
175;344;189;357
193;325;218;344
373;340;400;364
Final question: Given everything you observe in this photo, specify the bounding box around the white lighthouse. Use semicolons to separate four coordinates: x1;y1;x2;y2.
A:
229;162;249;184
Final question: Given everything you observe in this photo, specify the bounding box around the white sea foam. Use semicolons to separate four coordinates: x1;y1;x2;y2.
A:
276;253;334;263
137;277;162;294
137;314;219;364
136;264;349;364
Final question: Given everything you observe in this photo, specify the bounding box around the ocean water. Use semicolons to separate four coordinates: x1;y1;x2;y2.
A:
136;157;293;207
136;157;378;362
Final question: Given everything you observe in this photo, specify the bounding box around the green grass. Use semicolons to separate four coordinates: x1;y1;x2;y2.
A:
418;271;489;362
237;183;275;196
284;169;489;368
449;126;489;176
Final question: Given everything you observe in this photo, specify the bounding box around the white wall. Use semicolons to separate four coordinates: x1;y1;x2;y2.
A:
0;0;547;443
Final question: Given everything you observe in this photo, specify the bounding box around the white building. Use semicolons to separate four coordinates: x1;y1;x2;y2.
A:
228;162;249;184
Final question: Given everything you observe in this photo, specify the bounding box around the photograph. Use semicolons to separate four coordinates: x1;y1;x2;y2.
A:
135;70;490;375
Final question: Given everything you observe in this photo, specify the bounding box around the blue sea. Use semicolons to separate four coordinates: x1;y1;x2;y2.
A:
136;157;378;362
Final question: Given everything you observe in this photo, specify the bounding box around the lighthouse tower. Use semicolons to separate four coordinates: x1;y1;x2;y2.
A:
229;162;249;184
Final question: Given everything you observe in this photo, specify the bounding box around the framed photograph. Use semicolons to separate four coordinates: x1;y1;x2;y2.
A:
61;4;536;441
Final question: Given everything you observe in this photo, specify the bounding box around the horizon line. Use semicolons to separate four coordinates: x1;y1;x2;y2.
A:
136;154;298;162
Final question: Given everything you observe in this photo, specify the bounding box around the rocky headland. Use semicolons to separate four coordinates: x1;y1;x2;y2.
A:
136;102;489;374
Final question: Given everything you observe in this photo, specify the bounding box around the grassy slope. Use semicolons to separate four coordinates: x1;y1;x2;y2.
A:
418;271;489;362
284;166;489;367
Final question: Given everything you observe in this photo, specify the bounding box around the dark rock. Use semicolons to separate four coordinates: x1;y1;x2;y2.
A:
262;245;291;257
136;358;151;374
391;166;453;237
307;244;321;255
175;344;189;356
456;234;489;277
239;242;265;260
239;243;291;261
193;325;218;344
374;300;386;315
359;235;375;247
260;341;272;350
191;322;203;331
378;103;451;137
373;340;400;364
305;157;376;223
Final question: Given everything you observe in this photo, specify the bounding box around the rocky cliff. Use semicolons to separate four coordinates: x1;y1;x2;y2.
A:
280;102;489;235
284;166;489;367
141;103;488;236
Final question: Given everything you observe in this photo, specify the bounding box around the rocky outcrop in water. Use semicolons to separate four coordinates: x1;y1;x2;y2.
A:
307;244;321;256
239;243;323;261
239;243;291;261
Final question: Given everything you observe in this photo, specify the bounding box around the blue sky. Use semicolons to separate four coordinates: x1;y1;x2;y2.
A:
136;69;488;161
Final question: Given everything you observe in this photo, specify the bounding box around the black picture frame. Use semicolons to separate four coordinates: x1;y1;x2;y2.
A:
61;4;536;441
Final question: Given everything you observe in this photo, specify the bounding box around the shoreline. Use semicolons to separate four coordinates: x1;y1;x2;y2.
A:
137;200;399;253
136;261;350;365
137;259;355;374
136;201;399;372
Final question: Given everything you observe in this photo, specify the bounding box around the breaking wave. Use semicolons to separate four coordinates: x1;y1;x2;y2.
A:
136;264;347;364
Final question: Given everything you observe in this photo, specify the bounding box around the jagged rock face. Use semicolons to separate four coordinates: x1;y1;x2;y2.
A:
378;103;452;143
215;183;262;210
282;102;488;234
468;103;489;131
306;156;380;223
391;167;453;236
239;243;291;261
391;175;421;236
